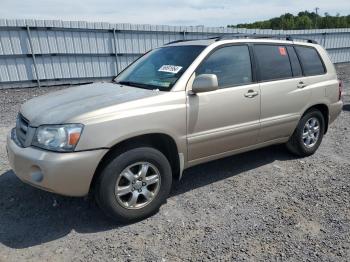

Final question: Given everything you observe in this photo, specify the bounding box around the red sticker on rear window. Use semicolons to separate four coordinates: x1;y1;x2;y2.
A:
279;47;287;56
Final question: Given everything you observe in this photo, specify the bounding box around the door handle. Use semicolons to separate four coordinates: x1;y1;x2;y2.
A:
244;90;259;98
297;81;307;89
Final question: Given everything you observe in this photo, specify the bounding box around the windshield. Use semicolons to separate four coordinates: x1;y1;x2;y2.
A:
114;45;206;91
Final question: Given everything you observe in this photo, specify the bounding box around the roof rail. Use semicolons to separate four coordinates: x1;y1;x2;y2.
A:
213;33;318;44
164;34;318;46
164;39;200;45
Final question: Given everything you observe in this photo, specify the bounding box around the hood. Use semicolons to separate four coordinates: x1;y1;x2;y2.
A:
21;82;160;126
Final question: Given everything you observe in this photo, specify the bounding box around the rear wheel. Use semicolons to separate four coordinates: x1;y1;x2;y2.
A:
95;147;172;223
286;109;325;157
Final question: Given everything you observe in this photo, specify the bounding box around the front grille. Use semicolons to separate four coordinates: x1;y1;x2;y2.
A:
16;113;29;146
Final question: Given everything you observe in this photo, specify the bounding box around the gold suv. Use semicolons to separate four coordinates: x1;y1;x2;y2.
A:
7;36;343;222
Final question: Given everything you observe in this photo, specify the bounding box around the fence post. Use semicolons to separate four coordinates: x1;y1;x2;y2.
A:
26;25;40;88
322;32;327;47
112;28;120;74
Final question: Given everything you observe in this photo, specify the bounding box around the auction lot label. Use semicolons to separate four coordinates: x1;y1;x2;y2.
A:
158;65;183;74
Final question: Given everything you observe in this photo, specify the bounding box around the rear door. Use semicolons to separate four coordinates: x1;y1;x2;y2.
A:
254;44;312;143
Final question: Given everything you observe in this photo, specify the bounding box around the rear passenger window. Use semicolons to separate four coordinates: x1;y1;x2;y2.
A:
287;46;302;77
196;45;252;88
254;45;292;81
295;46;325;76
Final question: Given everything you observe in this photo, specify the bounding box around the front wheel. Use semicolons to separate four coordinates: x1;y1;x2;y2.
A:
286;109;325;157
95;147;172;223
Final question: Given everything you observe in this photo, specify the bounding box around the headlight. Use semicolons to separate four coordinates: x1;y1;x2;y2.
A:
32;124;84;152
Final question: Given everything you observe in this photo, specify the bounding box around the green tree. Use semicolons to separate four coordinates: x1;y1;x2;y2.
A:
295;15;313;29
228;11;350;29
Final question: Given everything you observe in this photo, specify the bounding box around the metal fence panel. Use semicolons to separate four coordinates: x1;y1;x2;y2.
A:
1;18;350;88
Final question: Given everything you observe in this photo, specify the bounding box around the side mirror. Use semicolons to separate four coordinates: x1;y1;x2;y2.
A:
192;74;219;93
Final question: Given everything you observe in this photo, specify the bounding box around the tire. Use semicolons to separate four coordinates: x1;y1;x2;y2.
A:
95;147;172;223
286;109;325;157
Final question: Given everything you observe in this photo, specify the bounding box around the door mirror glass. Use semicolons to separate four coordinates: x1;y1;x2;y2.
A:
192;74;219;93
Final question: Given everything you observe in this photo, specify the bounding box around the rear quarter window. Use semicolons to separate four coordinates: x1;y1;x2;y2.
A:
294;46;326;76
254;44;293;81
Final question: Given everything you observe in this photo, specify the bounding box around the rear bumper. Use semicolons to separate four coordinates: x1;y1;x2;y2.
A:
7;130;107;197
329;100;343;124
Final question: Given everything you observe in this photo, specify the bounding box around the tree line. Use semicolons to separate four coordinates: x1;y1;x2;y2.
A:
228;11;350;30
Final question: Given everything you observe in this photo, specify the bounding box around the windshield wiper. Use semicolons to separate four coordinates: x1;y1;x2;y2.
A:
115;81;137;87
116;81;161;90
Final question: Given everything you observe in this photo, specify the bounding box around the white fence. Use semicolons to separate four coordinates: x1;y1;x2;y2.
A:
0;19;349;88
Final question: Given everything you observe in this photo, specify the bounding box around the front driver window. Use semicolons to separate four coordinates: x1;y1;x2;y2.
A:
196;45;253;88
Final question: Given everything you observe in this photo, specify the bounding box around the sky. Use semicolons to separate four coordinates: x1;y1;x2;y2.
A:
0;0;349;27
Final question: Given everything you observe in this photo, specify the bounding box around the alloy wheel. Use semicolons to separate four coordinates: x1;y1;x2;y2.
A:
115;162;161;209
302;117;320;148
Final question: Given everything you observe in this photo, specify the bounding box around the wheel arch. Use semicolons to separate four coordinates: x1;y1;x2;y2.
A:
302;103;329;134
89;133;181;194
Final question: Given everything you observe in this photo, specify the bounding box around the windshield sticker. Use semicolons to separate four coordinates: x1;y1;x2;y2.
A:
279;47;287;56
158;65;183;74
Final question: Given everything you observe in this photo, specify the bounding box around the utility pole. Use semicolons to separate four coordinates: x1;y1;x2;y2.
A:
315;7;320;28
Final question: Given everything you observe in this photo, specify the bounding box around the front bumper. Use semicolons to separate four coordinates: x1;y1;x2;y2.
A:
6;130;108;197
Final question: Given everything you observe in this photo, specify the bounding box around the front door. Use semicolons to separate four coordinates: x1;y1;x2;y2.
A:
187;44;261;162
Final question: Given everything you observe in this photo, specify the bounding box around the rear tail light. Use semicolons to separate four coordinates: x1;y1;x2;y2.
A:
338;80;343;101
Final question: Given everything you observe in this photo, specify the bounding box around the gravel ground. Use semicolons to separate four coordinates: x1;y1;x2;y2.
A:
0;65;350;261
